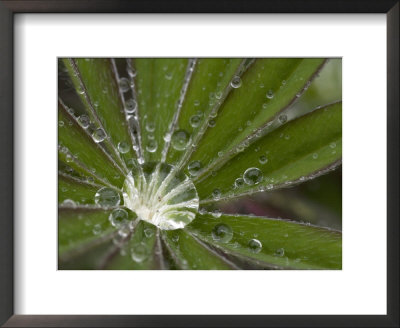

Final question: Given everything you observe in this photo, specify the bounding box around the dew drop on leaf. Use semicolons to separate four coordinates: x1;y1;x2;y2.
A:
212;188;221;200
248;239;262;253
312;153;318;159
119;77;130;93
212;209;222;218
278;114;287;124
330;142;336;149
144;228;154;238
274;248;285;257
266;89;274;99
259;155;268;164
78;115;90;129
243;167;263;185
125;99;137;114
171;129;190;151
92;128;106;143
145;121;155;132
211;223;233;243
235;177;244;188
131;242;149;262
109;208;129;228
189;115;201;128
62;199;76;208
118;141;130;154
230;75;242;88
92;224;102;235
94;187;120;206
208;119;216;127
146;140;158;153
187;160;202;177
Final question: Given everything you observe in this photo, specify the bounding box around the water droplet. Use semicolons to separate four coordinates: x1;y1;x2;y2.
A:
230;76;242;88
278;114;287;124
235;178;244;188
127;66;136;77
165;72;173;80
212;209;222;218
125;99;137;113
65;154;73;162
58;120;64;127
330;142;336;149
62;199;76;208
215;91;223;99
262;103;268;110
211;223;233;243
274;248;285;257
243;167;263;185
212;188;221;200
118;141;130;154
171;234;180;242
188;161;202;177
144;228;154;238
248;239;262;253
92;128;106;143
259;155;268;164
145;121;155;132
189;115;201;128
146;140;158;153
312;153;318;159
266;89;274;99
92;224;102;235
109;208;129;228
171;129;190;151
94;187;120;206
119;77;130;93
208;119;216;127
78;115;90;128
131;242;149;262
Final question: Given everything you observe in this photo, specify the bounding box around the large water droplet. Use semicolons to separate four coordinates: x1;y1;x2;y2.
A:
109;208;129;228
94;187;120;206
123;162;199;230
118;141;130;154
92;128;106;143
243;167;263;185
248;239;262;253
171;129;190;151
211;223;233;243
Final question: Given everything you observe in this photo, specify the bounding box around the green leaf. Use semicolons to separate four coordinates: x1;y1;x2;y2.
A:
63;58;136;169
103;221;161;270
134;58;189;162
165;58;244;165
183;58;326;175
187;213;342;269
162;229;236;269
58;102;125;187
196;101;341;202
58;208;117;261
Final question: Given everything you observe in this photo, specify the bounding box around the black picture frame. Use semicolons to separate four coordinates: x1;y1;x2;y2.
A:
0;1;398;327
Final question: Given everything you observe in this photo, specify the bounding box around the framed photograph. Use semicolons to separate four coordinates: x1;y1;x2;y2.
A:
1;1;398;327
